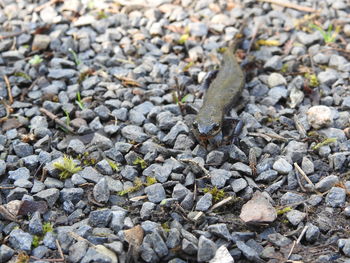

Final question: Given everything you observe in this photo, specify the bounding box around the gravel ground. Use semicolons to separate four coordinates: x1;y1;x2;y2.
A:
1;0;350;262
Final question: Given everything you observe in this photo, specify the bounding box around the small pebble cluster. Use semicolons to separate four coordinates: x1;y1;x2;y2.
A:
1;0;350;262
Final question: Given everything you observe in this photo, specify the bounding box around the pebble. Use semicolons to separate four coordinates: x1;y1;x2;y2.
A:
93;177;110;203
272;158;292;174
267;73;286;87
315;175;339;192
195;193;212;211
286;210;306;226
325;187;346;207
197;235;217;262
307;105;333;129
145;183;166;203
9;229;33;252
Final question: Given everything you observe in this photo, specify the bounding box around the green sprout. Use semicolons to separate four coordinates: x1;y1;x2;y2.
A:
68;48;81;66
276;207;292;216
309;24;340;44
118;177;144;196
305;73;319;87
14;72;32;81
43;222;53;233
312;137;337;150
106;159;119;172
97;10;108;20
178;33;189;45
203;187;226;202
63;110;71;126
145;176;156;186
75;91;85;110
29;55;43;66
133;157;148;170
53;155;82;180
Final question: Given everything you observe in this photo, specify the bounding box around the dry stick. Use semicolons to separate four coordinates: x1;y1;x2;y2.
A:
257;0;319;13
209;196;233;212
3;75;13;104
294;163;315;187
56;240;65;261
40;107;75;133
287;225;309;259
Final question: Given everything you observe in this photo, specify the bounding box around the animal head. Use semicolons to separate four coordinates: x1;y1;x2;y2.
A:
193;116;222;138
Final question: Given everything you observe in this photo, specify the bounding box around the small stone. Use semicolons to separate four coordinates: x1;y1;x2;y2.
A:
0;245;15;262
240;191;277;225
121;125;149;143
284;141;307;162
166;228;181;249
140;202;156;220
189;22;208;37
264;56;282;71
13;142;33;157
79;167;103;183
317;69;339;86
301;157;314;175
90;133;113;150
232;162;252;176
34;188;60;207
145;183;166;203
172;184;189;201
286;210;306;226
307;105;333;129
48;69;77;79
267;73;286;87
325;187;346;208
67;139;86;155
255;170;278;183
69;241;88;263
305;223;320;243
315;175;339;192
29;211;43;235
32;34;51;51
210;169;231;188
88;209;112;227
182;238;198;255
280;192;305;206
209;245;234;263
230;178;247;192
93;177;110;203
195;193;212;211
236;241;262;262
9;229;33;252
272;158;293;174
197;235;217;262
267;233;291;247
8;167;30;180
60;188;84;204
208;223;231;241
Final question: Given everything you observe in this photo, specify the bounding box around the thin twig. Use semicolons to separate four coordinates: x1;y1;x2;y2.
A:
0;99;12;123
287;225;309;259
257;0;319;13
0;186;15;189
209;196;233;212
30;256;65;262
3;75;13;104
56;240;65;261
249;148;257;177
294;163;314;187
40;107;75;133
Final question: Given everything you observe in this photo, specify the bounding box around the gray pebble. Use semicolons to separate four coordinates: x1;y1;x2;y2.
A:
197;235;217;262
93;177;110;203
9;229;33;252
195;193;212;211
145;183;166;203
315;175;339;192
325;187;346;207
